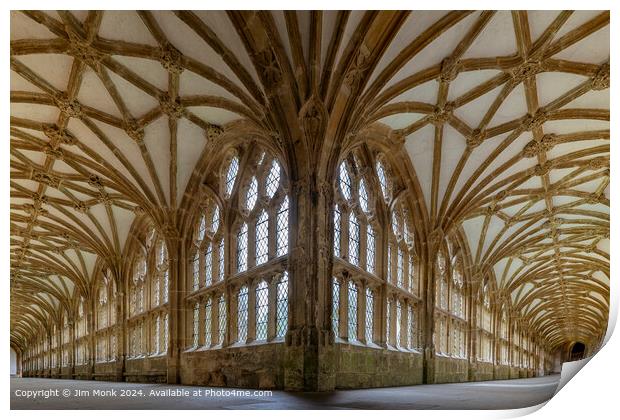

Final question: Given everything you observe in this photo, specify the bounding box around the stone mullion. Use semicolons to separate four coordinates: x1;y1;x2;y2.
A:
165;235;181;383
230;286;239;344
423;232;441;383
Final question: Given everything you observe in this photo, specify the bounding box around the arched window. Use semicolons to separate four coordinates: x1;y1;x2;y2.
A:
192;302;200;347
95;269;117;363
127;227;170;358
332;278;340;337
477;279;493;362
185;147;290;351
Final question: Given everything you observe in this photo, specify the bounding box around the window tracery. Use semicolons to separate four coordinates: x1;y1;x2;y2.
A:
95;269;117;363
185;147;290;351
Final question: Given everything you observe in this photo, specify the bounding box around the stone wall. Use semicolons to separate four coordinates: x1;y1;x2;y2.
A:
334;344;423;389
469;361;494;381
125;356;167;383
94;361;118;381
74;364;91;380
494;364;510;380
429;355;469;384
180;343;285;389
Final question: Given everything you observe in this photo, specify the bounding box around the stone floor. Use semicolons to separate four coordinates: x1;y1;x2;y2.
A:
10;375;560;410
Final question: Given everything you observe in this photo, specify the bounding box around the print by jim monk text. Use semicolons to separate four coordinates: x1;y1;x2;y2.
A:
13;388;273;399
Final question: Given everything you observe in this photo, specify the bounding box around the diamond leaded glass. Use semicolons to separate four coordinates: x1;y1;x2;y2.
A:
332;278;340;338
348;212;360;266
255;281;269;340
225;156;239;196
246;176;258;210
256;210;269;265
236;223;248;272
365;288;373;343
266;160;281;198
237;286;248;342
348;281;357;340
276;272;288;338
218;296;226;345
276;197;289;256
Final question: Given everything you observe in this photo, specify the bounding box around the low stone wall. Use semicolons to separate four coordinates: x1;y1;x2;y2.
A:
469;361;494;381
494;365;510;380
94;361;119;381
509;366;520;379
429;355;469;384
180;343;285;389
74;364;91;379
125;356;167;383
334;344;423;389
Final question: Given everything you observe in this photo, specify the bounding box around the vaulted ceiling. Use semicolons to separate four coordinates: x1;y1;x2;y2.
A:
10;10;609;351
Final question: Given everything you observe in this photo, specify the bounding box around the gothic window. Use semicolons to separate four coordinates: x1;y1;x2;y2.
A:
192;251;200;291
186;147;289;352
396;300;402;347
334;206;341;256
407;304;414;349
365;288;374;343
332;278;340;338
376;160;390;201
366;225;375;273
348;280;358;340
386;298;392;345
95;269;117;363
276;272;289;338
238;286;249;342
255;281;269;341
192;303;199;347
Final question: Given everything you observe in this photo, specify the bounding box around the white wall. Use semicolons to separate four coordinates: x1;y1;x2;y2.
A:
10;348;17;376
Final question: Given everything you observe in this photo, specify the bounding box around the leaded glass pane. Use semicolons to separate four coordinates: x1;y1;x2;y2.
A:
193;303;199;347
256;211;269;265
407;305;414;349
266;160;281;198
359;179;369;212
396;301;402;347
255;281;269;340
377;161;388;200
276;272;289;338
397;247;404;288
192;252;200;291
204;299;212;347
348;281;357;340
276;197;289;256
163;271;169;304
204;244;212;286
348;212;360;265
211;206;220;233
386;299;391;345
225;156;239;196
334;207;341;257
365;289;374;343
366;225;375;273
332;279;340;337
237;286;248;342
246;177;258;210
236;223;248;272
198;214;206;241
218;296;226;345
218;239;224;281
339;161;352;200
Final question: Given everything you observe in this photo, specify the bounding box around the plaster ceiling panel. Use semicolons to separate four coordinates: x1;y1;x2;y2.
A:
548;139;608;161
11;70;46;94
535;72;589;108
553;11;603;40
368;11;446;91
527;11;560;43
389;80;438;106
11;103;59;124
194;11;261;90
561;86;609;110
385;12;481;92
452;83;503;128
296;11;311;66
76;69;123;119
176;118;207;205
488;82;528;127
448;69;503;102
542;118;609;136
14;54;74;92
272;11;294;77
98;11;159;47
552;25;609;64
104;68;159;119
320;11;338;77
438;124;467;204
379;113;425;131
112;206;135;252
187;106;241;126
405;124;434;211
151;11;247;96
142;116;170;206
461;215;484;258
112;55;169;92
10;12;57;39
87;203;113;243
180;70;243;105
461;11;517;59
476;132;533;187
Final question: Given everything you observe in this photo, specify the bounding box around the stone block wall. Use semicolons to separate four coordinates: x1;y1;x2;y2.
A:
180;343;285;389
125;356;167;383
94;361;119;381
429;355;469;384
470;361;494;381
334;344;423;389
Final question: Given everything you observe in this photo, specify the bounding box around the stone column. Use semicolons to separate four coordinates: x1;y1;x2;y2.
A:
165;233;181;384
